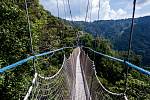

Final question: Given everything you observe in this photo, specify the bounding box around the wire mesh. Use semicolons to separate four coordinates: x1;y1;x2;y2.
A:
24;48;79;100
80;48;126;100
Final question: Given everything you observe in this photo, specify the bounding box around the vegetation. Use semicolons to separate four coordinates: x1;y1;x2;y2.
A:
0;0;76;99
72;16;150;66
80;34;150;99
0;0;149;100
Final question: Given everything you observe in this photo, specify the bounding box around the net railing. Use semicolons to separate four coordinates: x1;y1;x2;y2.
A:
80;48;127;100
24;56;69;100
24;48;79;100
81;46;150;99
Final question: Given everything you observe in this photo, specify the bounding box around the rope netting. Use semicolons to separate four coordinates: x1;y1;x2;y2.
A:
1;47;149;99
24;57;69;100
24;48;79;100
80;48;127;100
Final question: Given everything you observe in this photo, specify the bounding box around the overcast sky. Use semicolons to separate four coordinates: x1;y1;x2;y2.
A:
39;0;150;21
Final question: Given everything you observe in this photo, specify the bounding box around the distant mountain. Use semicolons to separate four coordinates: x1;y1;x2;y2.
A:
73;16;150;65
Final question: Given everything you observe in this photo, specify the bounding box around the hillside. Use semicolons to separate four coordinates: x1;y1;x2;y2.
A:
0;0;77;99
73;16;150;66
0;0;150;100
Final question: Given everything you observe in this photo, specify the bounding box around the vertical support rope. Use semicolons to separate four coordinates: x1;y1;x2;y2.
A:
89;0;93;22
56;0;62;47
63;0;66;19
25;0;36;72
98;0;101;20
67;0;73;21
127;0;136;60
67;0;79;47
56;0;60;18
85;0;90;22
125;0;136;93
25;0;33;53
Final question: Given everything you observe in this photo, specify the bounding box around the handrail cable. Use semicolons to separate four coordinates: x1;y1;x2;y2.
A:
93;68;124;96
83;46;150;76
0;47;74;73
38;55;65;80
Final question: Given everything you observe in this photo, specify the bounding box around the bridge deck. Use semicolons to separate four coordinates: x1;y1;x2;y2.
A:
75;48;86;100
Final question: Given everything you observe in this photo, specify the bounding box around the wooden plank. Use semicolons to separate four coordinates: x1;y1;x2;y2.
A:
75;48;86;100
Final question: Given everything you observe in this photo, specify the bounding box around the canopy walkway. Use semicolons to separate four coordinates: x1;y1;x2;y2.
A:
1;0;150;99
23;47;127;100
1;47;149;100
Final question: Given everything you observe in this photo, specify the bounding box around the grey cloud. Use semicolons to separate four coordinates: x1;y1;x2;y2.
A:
137;0;150;6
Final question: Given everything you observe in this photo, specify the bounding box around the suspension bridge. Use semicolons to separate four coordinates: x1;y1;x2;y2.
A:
0;0;150;99
0;46;150;100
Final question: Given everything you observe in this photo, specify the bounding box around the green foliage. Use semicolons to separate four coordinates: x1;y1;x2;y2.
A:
0;0;149;100
73;16;150;66
0;0;76;99
80;34;150;99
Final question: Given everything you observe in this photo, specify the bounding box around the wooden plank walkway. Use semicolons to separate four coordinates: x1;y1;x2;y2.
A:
75;48;86;100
